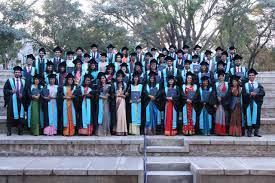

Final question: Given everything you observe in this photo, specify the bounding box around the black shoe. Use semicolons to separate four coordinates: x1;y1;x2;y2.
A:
254;129;262;137
18;129;23;135
7;129;11;136
254;133;262;137
247;130;252;137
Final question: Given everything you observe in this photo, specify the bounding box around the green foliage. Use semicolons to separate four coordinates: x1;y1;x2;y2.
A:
0;0;32;64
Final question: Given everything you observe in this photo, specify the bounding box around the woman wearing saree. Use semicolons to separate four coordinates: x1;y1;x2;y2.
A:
96;72;112;136
61;73;77;136
27;74;43;136
164;75;181;136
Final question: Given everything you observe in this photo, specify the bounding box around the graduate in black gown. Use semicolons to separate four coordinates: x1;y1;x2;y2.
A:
4;66;27;136
242;68;265;137
22;54;36;87
196;75;215;135
142;71;164;135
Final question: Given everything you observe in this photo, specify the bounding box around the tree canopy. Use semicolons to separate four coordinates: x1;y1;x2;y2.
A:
0;0;274;69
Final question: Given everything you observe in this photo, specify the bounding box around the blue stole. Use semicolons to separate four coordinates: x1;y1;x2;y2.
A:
90;52;101;62
245;82;258;126
114;62;121;72
131;84;142;126
225;58;231;73
44;72;49;84
89;71;99;81
107;52;116;63
27;85;43;128
136;54;144;62
181;69;191;83
185;54;192;61
199;87;212;130
182;84;197;126
35;57;46;74
47;85;58;128
81;86;92;128
230;66;247;79
146;84;161;126
164;86;177;129
63;86;76;127
23;66;36;78
9;78;25;119
169;52;177;60
98;85;110;125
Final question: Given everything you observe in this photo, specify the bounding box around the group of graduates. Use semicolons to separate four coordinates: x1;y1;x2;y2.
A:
3;43;265;137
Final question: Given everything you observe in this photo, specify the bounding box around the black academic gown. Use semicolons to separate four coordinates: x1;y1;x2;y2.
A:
3;78;27;129
93;84;111;133
162;86;182;133
142;83;164;134
109;82;128;133
196;87;216;133
242;82;265;129
212;84;231;131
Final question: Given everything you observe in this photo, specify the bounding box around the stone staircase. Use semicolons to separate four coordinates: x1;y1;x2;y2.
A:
146;157;192;183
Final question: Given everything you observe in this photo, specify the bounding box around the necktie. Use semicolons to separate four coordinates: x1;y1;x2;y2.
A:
16;79;20;94
93;53;95;59
251;83;254;91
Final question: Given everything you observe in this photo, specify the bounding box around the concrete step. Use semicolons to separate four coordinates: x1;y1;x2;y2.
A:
0;135;144;156
146;157;190;171
262;107;275;118
0;156;144;183
2;135;275;156
146;146;188;153
146;137;184;146
188;156;275;183
147;171;193;183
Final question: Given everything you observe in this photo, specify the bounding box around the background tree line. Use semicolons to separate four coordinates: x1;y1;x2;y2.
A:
0;0;274;70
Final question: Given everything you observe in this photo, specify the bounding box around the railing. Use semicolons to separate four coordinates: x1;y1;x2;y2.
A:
143;133;148;183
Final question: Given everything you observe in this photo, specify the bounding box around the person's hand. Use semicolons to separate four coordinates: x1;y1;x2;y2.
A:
214;105;217;109
101;95;107;100
129;99;132;103
137;98;141;103
251;92;257;97
150;96;155;100
187;99;192;103
166;97;172;101
12;89;17;94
